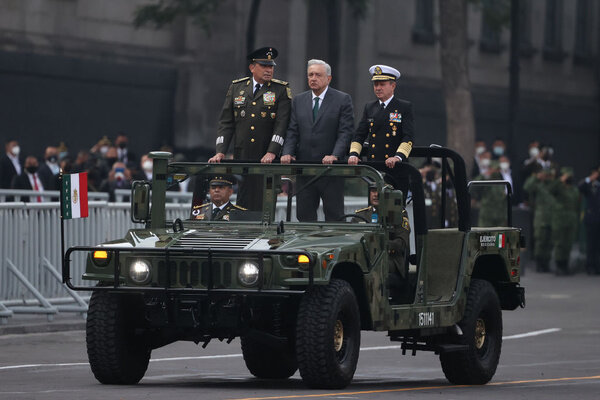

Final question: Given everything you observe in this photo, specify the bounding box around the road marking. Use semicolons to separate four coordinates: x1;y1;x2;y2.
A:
226;375;600;400
0;328;562;371
503;328;561;340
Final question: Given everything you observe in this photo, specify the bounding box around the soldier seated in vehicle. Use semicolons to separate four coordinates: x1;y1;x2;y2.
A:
353;182;411;303
190;175;246;221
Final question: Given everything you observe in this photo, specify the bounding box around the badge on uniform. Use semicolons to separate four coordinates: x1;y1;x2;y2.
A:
223;214;230;221
261;111;267;118
270;112;276;119
263;92;275;105
240;110;246;117
234;96;245;106
389;112;402;123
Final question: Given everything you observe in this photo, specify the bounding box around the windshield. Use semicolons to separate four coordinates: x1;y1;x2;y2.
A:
165;163;384;224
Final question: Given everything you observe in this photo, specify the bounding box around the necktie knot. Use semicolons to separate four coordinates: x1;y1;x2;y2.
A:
254;83;261;96
211;207;220;219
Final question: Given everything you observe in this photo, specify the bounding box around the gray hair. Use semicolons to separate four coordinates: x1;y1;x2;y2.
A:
307;59;331;76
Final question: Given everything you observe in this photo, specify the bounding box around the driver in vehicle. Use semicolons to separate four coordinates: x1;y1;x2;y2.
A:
190;176;246;221
354;182;411;303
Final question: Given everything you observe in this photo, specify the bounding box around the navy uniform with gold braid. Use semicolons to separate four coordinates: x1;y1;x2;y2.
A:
349;65;414;162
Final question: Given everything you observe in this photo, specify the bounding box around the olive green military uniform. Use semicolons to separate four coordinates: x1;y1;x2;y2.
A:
423;182;458;229
473;173;507;227
190;201;246;221
550;180;580;274
524;173;557;272
216;77;291;210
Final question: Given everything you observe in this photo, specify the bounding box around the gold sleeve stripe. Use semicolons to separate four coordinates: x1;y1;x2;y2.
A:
397;141;413;158
350;142;363;155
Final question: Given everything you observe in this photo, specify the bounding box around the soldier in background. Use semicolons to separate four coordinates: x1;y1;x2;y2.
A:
550;167;580;276
209;46;292;211
524;168;557;273
473;161;506;227
579;167;600;275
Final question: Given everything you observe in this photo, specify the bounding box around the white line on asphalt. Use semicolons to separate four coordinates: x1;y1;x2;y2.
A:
0;328;562;371
503;328;561;340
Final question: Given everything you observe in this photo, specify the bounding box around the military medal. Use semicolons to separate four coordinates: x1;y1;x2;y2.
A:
234;96;245;106
261;111;267;118
240;110;246;117
263;91;275;105
270;112;276;119
240;90;244;95
389;112;402;123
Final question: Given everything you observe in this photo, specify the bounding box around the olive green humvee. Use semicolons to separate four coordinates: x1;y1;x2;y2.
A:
64;146;525;389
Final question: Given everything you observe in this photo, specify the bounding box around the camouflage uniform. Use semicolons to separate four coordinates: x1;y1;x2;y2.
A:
216;76;292;210
524;172;557;272
550;177;580;274
474;172;506;227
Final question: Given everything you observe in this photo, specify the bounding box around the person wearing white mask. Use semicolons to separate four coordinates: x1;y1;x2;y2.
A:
140;154;153;180
491;139;506;159
472;140;487;178
38;146;61;190
0;139;23;190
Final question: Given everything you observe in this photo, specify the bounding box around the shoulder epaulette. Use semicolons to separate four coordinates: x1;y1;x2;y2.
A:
270;78;288;85
354;206;371;213
192;203;210;209
232;204;247;211
232;77;250;84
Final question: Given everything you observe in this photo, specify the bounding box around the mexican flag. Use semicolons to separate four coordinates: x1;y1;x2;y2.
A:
496;233;506;249
62;173;89;219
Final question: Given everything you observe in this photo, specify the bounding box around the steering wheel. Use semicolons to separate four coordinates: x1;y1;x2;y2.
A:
337;213;370;223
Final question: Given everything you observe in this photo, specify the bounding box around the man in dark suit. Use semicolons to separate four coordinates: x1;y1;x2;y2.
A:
11;155;44;202
209;47;292;212
0;139;23;190
348;65;414;168
190;176;245;221
38;146;60;191
281;59;354;221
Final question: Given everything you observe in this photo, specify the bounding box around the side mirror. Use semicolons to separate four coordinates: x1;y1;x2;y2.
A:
131;181;151;223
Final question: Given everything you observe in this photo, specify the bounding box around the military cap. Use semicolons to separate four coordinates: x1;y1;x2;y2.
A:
248;47;278;66
369;64;400;81
209;175;236;187
560;167;574;176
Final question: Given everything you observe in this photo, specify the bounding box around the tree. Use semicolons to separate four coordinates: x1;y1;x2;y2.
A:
439;0;476;174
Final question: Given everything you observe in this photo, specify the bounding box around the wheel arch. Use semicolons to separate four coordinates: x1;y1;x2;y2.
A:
330;262;372;330
470;254;522;310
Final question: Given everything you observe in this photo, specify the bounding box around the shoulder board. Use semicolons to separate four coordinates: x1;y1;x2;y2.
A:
270;78;288;86
354;206;371;213
232;204;247;211
192;203;210;209
232;77;250;84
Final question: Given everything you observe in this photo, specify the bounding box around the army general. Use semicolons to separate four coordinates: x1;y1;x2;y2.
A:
348;65;414;169
209;46;292;210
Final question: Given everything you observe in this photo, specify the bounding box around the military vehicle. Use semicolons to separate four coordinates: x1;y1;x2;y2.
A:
63;146;525;389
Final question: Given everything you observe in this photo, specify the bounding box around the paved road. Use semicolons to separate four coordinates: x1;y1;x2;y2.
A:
1;271;599;400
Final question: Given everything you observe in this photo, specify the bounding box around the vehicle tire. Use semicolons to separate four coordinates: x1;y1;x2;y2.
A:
240;335;297;379
296;279;361;389
86;290;151;384
440;279;502;385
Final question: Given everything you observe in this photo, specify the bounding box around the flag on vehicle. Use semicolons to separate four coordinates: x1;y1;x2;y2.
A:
62;172;89;219
496;233;505;248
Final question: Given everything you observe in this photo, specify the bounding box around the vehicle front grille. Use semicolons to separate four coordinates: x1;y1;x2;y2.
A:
158;260;234;288
171;232;256;250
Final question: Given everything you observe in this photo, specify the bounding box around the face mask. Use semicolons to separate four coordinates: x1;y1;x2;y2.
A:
565;177;574;185
11;146;20;156
47;155;58;163
118;142;127;149
142;160;153;172
100;146;109;155
480;158;491;168
26;166;38;174
529;147;539;158
493;146;504;156
106;157;118;166
475;147;485;155
500;162;510;171
59;151;68;160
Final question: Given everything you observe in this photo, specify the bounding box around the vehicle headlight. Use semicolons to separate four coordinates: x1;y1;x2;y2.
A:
129;259;151;284
238;262;260;286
